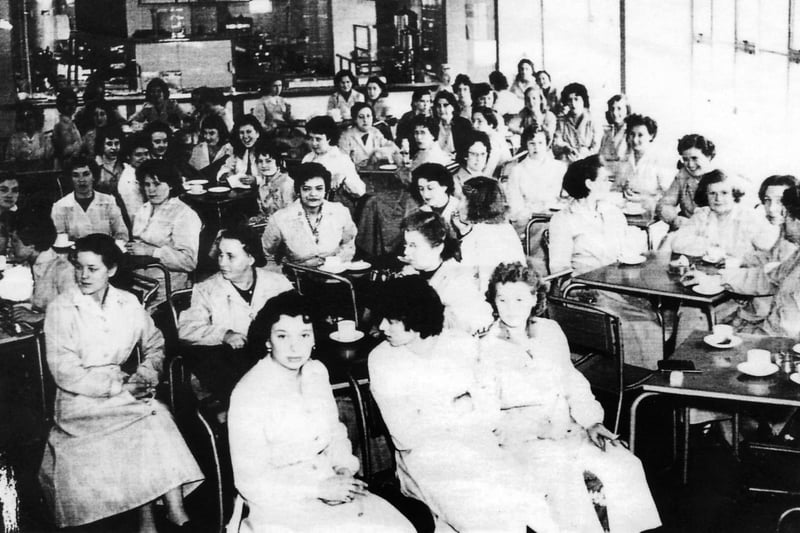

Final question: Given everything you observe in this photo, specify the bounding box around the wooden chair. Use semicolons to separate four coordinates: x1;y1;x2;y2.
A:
546;294;654;434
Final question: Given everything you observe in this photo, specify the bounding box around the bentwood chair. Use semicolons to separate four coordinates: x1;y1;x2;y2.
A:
546;294;654;435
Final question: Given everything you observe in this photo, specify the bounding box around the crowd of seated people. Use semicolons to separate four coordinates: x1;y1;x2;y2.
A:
5;57;800;532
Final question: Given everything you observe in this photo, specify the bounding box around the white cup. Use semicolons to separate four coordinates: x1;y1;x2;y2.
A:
746;349;772;368
0;255;7;270
189;184;203;194
712;324;733;340
337;319;357;340
324;256;343;268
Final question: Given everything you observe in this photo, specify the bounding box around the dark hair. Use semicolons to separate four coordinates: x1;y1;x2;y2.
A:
562;155;604;199
334;69;358;91
515;59;535;81
253;137;284;163
782;185;800;220
0;171;18;186
471;106;498;129
485;261;546;318
144;78;170;104
15;207;57;251
463;176;507;224
677;134;716;159
15;101;44;131
121;132;152;162
193;86;225;108
230;115;264;158
412;163;454;197
373;276;444;338
94;124;124;158
259;74;286;96
458;130;491;167
71;233;122;270
605;94;631;124
694;170;746;207
523;86;548;114
535;70;551;84
401;210;460;261
82;77;106;105
200;113;230;145
247;290;314;356
472;83;495;104
55;88;78;114
411;88;432;104
65;155;99;181
758;175;799;202
306;115;340;145
410;115;439;141
624;113;658;139
560;82;590;110
365;76;388;99
521;124;552;147
290;162;331;195
144;120;172;145
350;101;373;122
489;71;509;91
453;74;473;93
216;225;267;267
433;90;460;116
88;100;120;128
135;159;183;198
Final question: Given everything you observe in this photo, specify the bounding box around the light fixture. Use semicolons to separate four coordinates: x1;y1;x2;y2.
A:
0;19;12;30
250;0;273;14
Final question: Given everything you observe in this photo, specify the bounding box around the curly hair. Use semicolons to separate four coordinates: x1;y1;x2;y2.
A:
373;276;445;339
401;210;461;262
290;162;331;195
624;113;658;139
677;133;715;159
693;170;746;207
604;94;631;125
247;290;314;359
215;225;267;267
485;261;547;318
463;176;508;224
230;115;264;158
560;82;590;109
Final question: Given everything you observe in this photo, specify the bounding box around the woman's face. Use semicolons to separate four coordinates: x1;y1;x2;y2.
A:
102;137;121;160
308;132;331;155
151;132;169;158
494;281;536;329
763;185;790;225
148;86;165;104
536;72;551;89
526;132;549;160
519;62;534;80
256;154;278;177
471;112;491;132
93;108;108;128
456;84;472;105
338;76;353;94
270;80;283;96
585;166;611;199
609;100;627;125
142;175;171;206
239;124;259;149
74;250;115;298
706;180;735;215
299;177;326;210
525;90;543;112
403;229;444;271
366;82;382;101
217;238;254;281
71;165;95;196
478;93;495;108
269;314;315;372
417;178;449;208
465;141;488;173
130;146;150;168
413;126;435;150
355;107;373;132
627;125;653;154
680;147;713;178
203;127;220;147
0;179;19;211
435;98;454;123
415;94;432;115
784;213;800;244
379;318;418;347
566;93;585;115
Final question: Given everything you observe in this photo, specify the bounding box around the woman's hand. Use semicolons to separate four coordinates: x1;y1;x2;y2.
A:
318;473;368;505
123;376;155;400
679;270;708;287
586;423;619;451
223;330;247;349
450;211;472;237
239;174;256;187
12;306;43;325
126;241;156;256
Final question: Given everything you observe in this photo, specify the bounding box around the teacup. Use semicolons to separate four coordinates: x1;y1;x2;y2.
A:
746;349;772;368
189;184;203;194
0;255;7;270
337;319;357;340
712;324;733;340
705;246;725;264
54;233;72;249
323;256;343;269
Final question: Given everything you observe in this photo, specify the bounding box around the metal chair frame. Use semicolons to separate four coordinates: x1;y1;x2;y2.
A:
283;262;359;327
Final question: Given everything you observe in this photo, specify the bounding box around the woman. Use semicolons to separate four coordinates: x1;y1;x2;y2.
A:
656;133;718;229
189;114;233;172
598;94;630;180
552;82;598;163
452;130;492;197
40;234;203;531
338;102;399;167
405;163;461;236
368;276;557;533
549;155;663;368
261;162;357;267
400;210;493;334
81;101;120;159
489;71;521;118
0;173;19;257
408;116;452;170
505;125;567;228
432;91;472;158
480;262;662;533
127;159;202;304
470;106;510;177
458;177;525;293
218;115;264;187
51;88;82;169
670;170;775;259
614;113;672;212
327;70;363;122
129;77;186;129
363;76;393;126
509;58;537;98
302;116;366;202
229;290;414;533
254;139;295;220
93;125;125;201
117;133;150;226
536;70;560;114
452;74;474;120
5;102;52;164
178;226;293;398
508;85;556;138
252;76;292;132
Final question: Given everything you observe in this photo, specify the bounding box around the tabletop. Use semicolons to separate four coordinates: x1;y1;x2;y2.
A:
180;187;256;207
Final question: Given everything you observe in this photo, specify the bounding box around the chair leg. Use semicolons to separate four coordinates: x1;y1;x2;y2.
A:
196;409;225;533
682;406;690;485
347;374;371;480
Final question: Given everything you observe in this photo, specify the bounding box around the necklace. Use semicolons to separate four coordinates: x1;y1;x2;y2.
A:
304;210;324;244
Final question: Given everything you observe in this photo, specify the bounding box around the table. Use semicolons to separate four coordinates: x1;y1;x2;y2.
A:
629;330;799;483
181;188;257;227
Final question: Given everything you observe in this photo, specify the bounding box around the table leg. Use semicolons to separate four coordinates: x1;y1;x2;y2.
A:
732;412;740;458
682;405;690;485
703;304;715;330
34;333;47;423
628;391;660;454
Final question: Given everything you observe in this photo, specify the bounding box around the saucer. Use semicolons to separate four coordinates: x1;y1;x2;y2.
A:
701;255;724;265
622;204;646;215
790;373;800;385
703;334;743;349
792;343;800;355
737;361;779;377
186;189;206;196
185;179;208;186
329;330;365;343
208;186;231;194
619;255;646;266
319;263;347;274
379;164;398;171
692;284;724;295
347;260;371;271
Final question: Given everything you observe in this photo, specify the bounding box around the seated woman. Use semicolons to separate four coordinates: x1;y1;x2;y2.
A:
51;156;129;242
127;159;201;304
509;58;537;99
229;290;414;533
458;177;525;293
51;88;82;169
537;70;561;114
261;162;357;267
0;172;19;257
400;211;492;334
252;76;292;133
453;74;474;120
480;262;661;533
327;70;364;122
395;88;433;149
409;116;453;170
338;102;399;167
432;91;472;158
93;126;126;216
598;94;630;180
10;208;75;325
405;163;461;237
508;85;557;139
549;155;663;368
217;115;264;187
178;226;293;399
670;170;775;259
5;101;52;165
552;82;598;163
40;234;203;531
81;101;121;159
189;114;233;173
129;77;187;129
656;133;717;230
452;130;492;196
368;276;557;533
117;133;150;226
144;120;172;161
614;113;673;212
488;71;521;119
470;106;510;177
254;139;295;221
190;86;233;133
363;76;393;127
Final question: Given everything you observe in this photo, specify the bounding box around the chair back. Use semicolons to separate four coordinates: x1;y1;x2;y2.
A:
283;262;359;327
168;288;195;338
524;215;550;257
119;272;160;308
547;295;622;361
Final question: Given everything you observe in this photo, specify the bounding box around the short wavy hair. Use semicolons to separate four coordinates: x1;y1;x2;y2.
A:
373;276;445;339
521;124;552;147
560;82;590;109
457;130;491;167
562;155;604;200
605;94;631;124
463;176;507;224
71;233;122;270
485;261;547;318
677;133;715;159
135;159;183;198
433;90;460;116
290;162;331;195
306;115;340;145
401;210;460;262
624;113;658;139
94;124;124;158
200;113;230;145
247;290;314;358
412;162;454;198
215;225;267;267
758;175;798;202
694;170;746;207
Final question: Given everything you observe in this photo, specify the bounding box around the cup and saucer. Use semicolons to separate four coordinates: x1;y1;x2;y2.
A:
329;319;364;343
692;276;725;295
618;253;646;266
319;257;347;274
703;324;742;349
737;348;779;377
